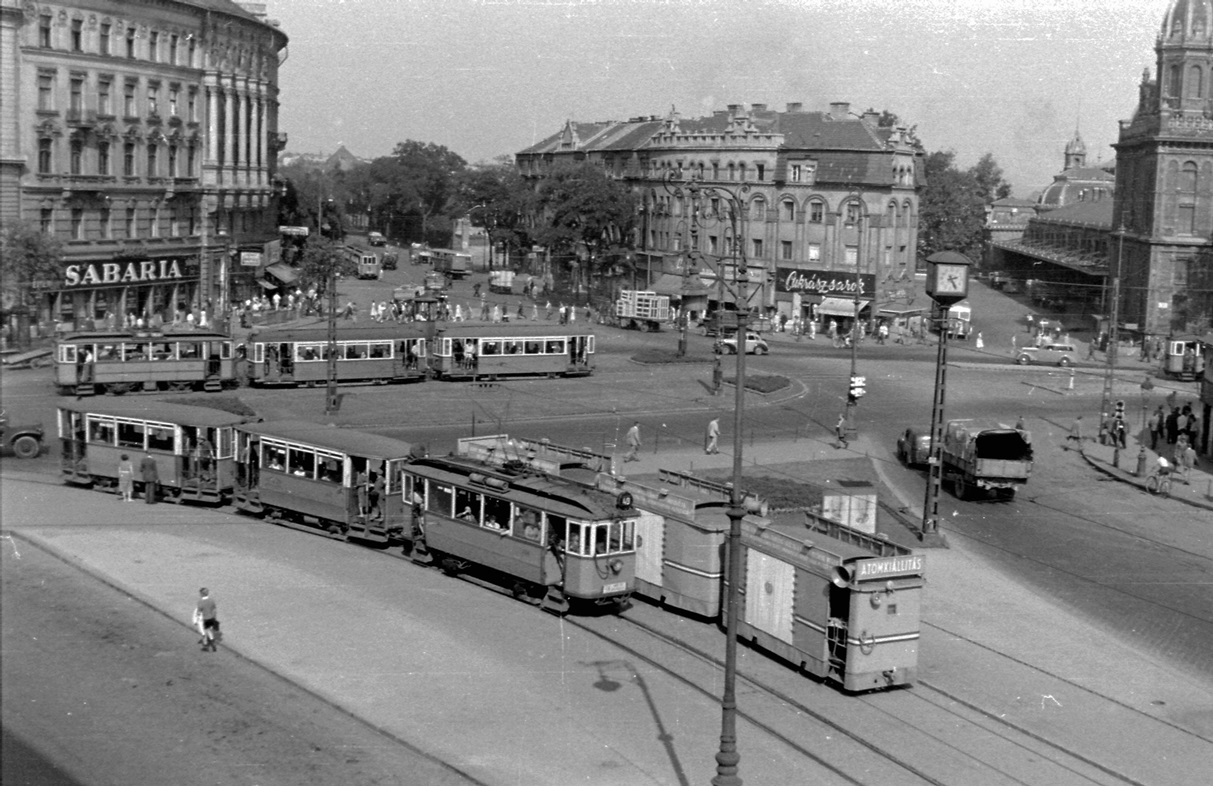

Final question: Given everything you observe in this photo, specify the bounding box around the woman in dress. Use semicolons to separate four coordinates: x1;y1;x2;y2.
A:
117;453;135;502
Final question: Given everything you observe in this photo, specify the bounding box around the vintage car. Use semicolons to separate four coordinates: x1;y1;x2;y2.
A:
1016;342;1077;367
0;410;44;459
896;426;933;467
714;331;770;355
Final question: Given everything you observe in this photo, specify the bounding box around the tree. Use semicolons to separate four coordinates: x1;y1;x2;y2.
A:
917;150;986;263
1;221;63;346
294;237;356;297
970;153;1013;201
451;158;537;267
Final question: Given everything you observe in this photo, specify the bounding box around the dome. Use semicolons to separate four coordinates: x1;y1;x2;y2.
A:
1161;0;1213;42
1036;168;1115;211
1064;132;1086;157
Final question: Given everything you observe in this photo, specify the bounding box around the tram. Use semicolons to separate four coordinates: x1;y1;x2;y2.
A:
58;399;248;505
430;322;595;380
404;440;637;614
232;420;417;542
55;330;236;396
246;324;428;387
1160;334;1206;381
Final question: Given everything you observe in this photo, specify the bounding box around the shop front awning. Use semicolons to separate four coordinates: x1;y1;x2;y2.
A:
265;263;299;284
651;273;713;298
256;279;277;290
816;297;870;317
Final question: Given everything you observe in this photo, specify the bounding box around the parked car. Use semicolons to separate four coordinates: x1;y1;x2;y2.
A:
0;410;44;459
896;426;933;467
714;331;769;355
368;231;387;246
381;253;398;270
1016;342;1077;367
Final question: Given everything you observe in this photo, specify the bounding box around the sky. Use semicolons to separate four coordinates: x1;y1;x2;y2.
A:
269;0;1174;198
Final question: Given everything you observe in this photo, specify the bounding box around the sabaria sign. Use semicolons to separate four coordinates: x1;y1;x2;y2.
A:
63;259;188;287
776;267;875;298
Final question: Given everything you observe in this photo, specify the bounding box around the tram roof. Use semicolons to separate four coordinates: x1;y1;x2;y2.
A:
58;398;250;427
248;324;428;343
438;322;594;338
409;455;628;520
237;420;417;459
57;330;232;342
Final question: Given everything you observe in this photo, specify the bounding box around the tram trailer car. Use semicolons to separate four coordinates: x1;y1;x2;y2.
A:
431;322;594;380
232;420;416;542
728;515;924;692
1161;334;1206;381
58;399;247;504
247;324;428;387
403;448;637;614
56;330;236;396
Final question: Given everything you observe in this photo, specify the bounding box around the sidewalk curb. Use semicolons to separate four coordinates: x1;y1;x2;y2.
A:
1079;448;1213;512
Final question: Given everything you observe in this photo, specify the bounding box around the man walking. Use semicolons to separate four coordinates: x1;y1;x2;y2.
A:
705;417;720;455
139;452;159;504
1066;415;1084;448
194;588;219;651
835;414;849;450
624;421;641;463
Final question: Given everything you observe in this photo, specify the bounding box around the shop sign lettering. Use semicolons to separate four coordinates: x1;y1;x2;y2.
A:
854;554;925;580
63;259;186;287
777;268;875;297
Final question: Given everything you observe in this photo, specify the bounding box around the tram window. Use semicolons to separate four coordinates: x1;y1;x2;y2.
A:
219;342;233;360
116;421;145;449
370;342;391;359
454;487;480;522
546;340;565;354
296;344;315;361
288;448;315;478
150;341;174;360
87;417;116;445
594;523;609;556
504;340;520;355
98;344;121;361
426;481;454;517
482;496;511;532
216;427;233;459
345;343;368;360
524;340;541;354
179;342;201;360
385;460;404;493
147;426;173;452
609;520;635;551
60;344;78;363
515;505;541;541
481;339;501;356
566;522;585;555
265;444;287;471
317;455;342;484
586;336;595;354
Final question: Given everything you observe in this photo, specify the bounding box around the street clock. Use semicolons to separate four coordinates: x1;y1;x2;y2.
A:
925;251;973;305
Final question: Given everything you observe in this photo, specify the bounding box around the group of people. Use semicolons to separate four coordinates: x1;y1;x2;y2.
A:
115;452;162;503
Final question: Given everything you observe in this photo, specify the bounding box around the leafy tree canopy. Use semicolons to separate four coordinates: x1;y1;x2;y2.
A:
293;237;357;296
1;220;63;294
917;149;1012;264
532;161;636;262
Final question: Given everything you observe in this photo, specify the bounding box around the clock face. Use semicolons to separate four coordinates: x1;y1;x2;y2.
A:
933;263;967;295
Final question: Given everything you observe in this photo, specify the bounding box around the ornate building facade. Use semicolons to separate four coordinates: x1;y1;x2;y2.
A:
0;0;287;333
516;101;923;326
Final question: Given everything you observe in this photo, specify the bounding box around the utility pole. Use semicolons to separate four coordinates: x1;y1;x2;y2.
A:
1099;225;1126;425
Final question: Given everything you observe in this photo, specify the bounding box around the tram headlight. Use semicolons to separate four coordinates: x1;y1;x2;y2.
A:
609;558;624;575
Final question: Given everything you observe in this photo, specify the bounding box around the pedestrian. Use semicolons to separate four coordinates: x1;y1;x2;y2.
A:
705;417;720;455
1015;415;1026;432
117;453;135;502
624;421;641;463
1148;406;1164;450
1066;415;1083;448
975;331;984;350
1165;408;1180;445
193;587;219;651
711;354;723;395
1011;334;1017;351
1179;442;1197;484
835;414;849;449
139;452;159;504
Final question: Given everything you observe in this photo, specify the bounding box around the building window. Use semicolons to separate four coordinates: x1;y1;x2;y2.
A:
150;204;160;237
70;140;83;174
186;143;196;176
126;27;136;58
187;88;197;121
188;37;196;68
98;141;110;175
147;84;159;117
146;143;157;177
781;200;795;221
739;163;747;181
170;208;180;238
40;208;54;233
727;163;736;181
1180;161;1199;193
100;22;111;55
791;165;801;182
71;18;83;52
1177;204;1197;235
124;82;137;117
845;202;860;224
124;142;136;176
807;243;821;263
69;76;84;115
752;238;764;258
187;207;197;236
781;240;793;260
845;245;858;267
71;208;84;240
809;201;824;223
167;144;178;178
168;86;179;116
38;139;53;174
39;14;52;47
98;78;112;115
125;207;137;238
37;73;54;111
148;31;159;62
100;207;112;239
169;34;178;65
756;163;765;181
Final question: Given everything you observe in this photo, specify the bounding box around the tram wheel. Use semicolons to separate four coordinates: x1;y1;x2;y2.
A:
107;383;134;395
168;381;193;392
440;557;461;576
511;581;528;599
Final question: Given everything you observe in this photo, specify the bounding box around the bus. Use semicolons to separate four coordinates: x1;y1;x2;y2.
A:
246;324;428;387
429;248;472;279
55;330;236;396
59;399;248;504
233;420;417;542
345;245;381;280
430;323;594;380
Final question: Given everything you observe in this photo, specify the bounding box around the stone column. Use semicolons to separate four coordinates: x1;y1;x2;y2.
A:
225;76;238;178
204;82;219;166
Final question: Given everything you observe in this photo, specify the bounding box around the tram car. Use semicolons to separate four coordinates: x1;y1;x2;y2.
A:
429;322;595;380
58;399;248;505
1160;334;1206;381
729;515;923;691
55;330;236;396
403;440;637;614
246;324;429;387
232;420;417;542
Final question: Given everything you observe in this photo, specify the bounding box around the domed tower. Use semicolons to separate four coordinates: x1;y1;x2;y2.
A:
1064;129;1087;170
1158;0;1213;115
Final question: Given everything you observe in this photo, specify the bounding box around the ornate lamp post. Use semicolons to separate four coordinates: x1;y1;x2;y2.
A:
919;250;971;546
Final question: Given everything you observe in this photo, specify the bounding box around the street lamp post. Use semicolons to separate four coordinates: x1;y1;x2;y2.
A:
845;194;866;440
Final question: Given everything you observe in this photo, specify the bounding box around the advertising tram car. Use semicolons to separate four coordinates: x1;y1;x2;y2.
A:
430;323;595;380
232;420;416;542
1160;334;1206;381
246;324;428;387
403;439;637;614
55;330;236;396
729;515;923;691
58;399;247;504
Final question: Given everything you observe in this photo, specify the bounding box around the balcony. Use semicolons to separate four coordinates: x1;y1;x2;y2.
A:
66;109;96;127
147;111;163;126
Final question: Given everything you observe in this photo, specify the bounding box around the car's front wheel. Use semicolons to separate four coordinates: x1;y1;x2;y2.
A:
1016;354;1031;365
1058;357;1071;367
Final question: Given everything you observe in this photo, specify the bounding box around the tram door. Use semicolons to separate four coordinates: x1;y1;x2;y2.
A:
827;582;851;680
570;336;589;367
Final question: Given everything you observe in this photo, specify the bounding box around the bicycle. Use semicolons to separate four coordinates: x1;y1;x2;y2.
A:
1145;470;1173;497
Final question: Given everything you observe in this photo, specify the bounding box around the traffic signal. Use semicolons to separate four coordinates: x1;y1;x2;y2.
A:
1114;399;1126;422
848;375;867;403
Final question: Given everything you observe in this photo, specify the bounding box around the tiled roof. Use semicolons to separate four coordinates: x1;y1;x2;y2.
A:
1032;200;1114;228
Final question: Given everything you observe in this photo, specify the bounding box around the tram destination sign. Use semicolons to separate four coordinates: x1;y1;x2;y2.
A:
853;554;925;580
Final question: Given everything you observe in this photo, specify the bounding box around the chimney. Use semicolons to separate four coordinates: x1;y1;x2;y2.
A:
829;101;850;120
861;110;880;125
785;102;803;113
727;104;742;115
751;103;767;113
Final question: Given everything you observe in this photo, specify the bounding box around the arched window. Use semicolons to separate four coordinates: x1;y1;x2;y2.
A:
727;163;735;181
1188;65;1204;99
808;200;825;224
1169;64;1182;97
749;197;765;221
1180;161;1198;193
781;199;795;222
